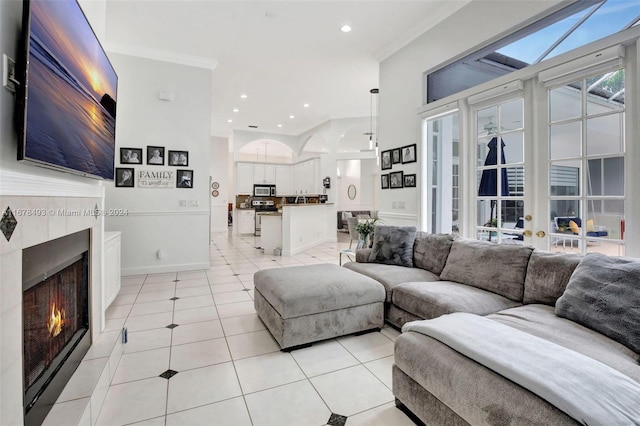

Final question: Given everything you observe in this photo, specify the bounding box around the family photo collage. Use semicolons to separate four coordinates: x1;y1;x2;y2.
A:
380;143;416;190
115;146;193;188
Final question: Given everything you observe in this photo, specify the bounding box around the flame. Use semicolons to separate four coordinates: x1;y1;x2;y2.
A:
47;303;65;337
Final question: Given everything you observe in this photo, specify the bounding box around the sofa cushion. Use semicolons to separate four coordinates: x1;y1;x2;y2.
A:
393;281;521;320
343;262;439;302
413;232;455;274
523;251;581;305
368;225;417;267
489;305;640;381
555;253;640;354
439;239;534;301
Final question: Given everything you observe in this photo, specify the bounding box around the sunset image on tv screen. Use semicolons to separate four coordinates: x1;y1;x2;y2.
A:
25;0;117;180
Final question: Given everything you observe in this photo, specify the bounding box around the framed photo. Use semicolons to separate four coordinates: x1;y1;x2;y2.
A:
147;146;165;165
401;143;417;164
404;173;416;187
176;169;193;188
120;148;142;164
168;150;189;166
381;150;392;170
381;174;389;189
390;171;404;189
115;168;134;187
392;148;401;164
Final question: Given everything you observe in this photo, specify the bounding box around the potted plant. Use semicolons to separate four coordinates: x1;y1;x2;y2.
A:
355;216;380;248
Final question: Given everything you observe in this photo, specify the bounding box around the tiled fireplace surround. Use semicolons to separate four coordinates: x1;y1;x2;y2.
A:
1;172;121;425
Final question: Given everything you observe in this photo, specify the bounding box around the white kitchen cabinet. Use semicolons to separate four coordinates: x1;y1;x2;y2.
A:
237;210;255;235
253;164;276;184
275;165;291;195
103;231;121;309
236;163;254;194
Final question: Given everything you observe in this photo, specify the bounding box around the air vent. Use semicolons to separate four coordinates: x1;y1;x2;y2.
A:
248;125;258;128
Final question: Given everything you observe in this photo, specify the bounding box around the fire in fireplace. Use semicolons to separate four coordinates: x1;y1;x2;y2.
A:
22;230;91;426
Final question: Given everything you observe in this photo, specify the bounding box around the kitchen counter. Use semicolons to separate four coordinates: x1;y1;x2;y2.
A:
280;203;335;255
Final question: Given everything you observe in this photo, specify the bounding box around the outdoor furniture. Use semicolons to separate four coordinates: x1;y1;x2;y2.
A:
253;264;385;350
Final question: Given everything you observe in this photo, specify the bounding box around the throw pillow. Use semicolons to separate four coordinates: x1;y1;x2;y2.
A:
413;232;455;274
556;253;640;354
439;239;534;301
586;219;596;233
368;225;417;267
568;220;580;234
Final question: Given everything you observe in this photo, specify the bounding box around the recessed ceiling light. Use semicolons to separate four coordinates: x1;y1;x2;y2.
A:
233;108;239;112
277;124;283;128
341;25;352;33
227;119;233;123
303;103;310;108
240;94;247;99
289;115;295;119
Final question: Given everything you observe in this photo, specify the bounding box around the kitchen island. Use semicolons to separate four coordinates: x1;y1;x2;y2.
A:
261;203;336;256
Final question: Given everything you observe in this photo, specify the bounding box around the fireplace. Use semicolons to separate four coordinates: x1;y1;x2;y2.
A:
22;230;91;426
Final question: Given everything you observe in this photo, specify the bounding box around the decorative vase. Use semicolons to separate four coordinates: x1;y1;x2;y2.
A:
358;233;370;249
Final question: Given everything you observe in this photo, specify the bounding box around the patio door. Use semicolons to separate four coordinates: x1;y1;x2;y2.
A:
546;68;626;255
474;98;526;243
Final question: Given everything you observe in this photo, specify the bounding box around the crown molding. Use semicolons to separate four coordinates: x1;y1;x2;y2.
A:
105;43;218;70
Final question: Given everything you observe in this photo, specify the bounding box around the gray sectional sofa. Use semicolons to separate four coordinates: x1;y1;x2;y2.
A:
343;230;640;425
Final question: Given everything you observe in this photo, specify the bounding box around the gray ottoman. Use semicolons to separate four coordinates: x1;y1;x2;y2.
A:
254;264;385;350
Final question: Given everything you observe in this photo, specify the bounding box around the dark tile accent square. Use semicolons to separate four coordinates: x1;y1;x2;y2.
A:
173;279;180;283
159;369;178;379
242;288;251;292
1;207;18;242
170;297;180;301
233;273;239;276
166;323;179;329
327;413;347;426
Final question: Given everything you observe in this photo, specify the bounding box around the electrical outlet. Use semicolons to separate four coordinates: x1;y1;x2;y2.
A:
392;201;398;209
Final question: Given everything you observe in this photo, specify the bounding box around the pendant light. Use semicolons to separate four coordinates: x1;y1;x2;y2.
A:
370;88;380;164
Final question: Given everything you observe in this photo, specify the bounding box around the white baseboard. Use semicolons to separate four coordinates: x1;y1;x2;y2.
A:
121;261;211;276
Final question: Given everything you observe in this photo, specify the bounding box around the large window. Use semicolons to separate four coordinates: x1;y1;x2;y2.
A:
426;0;640;103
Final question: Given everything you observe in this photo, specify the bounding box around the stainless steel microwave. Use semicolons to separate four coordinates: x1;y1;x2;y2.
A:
253;184;276;197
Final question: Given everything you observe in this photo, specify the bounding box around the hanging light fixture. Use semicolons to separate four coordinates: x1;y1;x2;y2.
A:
370;88;380;164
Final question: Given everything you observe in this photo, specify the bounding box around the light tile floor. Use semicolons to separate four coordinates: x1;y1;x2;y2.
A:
97;231;414;426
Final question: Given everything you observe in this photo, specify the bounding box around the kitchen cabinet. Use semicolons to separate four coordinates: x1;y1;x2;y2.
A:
275;165;291;196
103;231;121;309
237;210;255;235
236;163;254;194
291;158;320;195
253;164;276;184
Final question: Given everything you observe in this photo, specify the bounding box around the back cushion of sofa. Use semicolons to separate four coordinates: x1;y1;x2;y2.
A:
439;239;533;301
523;251;581;305
413;232;455;274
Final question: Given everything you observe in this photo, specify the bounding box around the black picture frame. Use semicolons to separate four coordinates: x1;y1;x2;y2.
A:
391;148;401;164
404;173;416;187
177;169;193;188
390;171;404;188
381;150;392;170
115;168;134;187
147;146;165;165
120;148;142;164
401;143;417;164
381;174;389;189
168;150;189;166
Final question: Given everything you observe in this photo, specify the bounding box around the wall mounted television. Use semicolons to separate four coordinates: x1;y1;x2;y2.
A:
17;0;117;180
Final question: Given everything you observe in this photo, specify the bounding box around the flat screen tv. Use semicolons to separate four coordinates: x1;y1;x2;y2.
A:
17;0;117;180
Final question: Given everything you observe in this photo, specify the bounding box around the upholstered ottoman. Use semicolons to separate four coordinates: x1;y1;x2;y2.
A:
254;264;385;350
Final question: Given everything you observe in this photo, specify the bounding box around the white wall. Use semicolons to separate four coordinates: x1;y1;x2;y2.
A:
336;158;376;212
210;135;229;233
378;1;562;227
105;53;212;275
